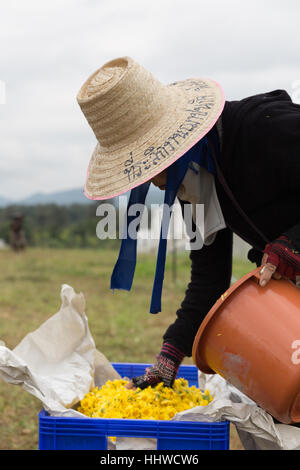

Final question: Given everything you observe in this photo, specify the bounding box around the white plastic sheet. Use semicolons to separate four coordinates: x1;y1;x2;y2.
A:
0;284;300;450
0;285;120;418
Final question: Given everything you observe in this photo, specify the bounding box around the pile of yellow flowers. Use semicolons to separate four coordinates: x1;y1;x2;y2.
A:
78;378;213;421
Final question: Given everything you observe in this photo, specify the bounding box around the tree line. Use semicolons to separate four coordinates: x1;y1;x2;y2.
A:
0;203;121;249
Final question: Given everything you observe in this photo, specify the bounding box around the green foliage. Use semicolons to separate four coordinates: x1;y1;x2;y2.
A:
0;203;121;249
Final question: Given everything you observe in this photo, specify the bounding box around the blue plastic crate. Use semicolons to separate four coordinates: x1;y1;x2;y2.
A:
39;362;230;450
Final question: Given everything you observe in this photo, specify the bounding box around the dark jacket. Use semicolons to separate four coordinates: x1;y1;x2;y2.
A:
163;89;300;357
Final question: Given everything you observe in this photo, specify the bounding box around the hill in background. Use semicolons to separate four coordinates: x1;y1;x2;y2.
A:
1;188;92;207
0;184;165;208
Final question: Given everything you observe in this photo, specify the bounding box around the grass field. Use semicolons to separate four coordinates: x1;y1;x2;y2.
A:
0;247;253;450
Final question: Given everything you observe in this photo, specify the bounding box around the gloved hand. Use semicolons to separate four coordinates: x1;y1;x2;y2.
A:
259;235;300;287
126;342;185;390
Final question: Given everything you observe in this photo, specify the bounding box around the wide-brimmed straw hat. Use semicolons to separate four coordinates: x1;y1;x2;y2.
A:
77;56;225;200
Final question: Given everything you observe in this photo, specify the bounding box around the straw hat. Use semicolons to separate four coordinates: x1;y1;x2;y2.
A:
77;57;225;200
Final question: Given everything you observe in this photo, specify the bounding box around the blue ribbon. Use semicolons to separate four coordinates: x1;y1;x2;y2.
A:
110;127;220;313
110;180;151;291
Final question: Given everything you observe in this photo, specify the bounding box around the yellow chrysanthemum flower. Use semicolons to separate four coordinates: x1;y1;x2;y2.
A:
77;378;213;426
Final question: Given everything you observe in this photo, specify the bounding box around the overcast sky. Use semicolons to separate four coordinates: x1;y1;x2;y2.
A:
1;0;299;200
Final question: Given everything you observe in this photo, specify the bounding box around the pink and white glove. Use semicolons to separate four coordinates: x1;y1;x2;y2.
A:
259;235;300;287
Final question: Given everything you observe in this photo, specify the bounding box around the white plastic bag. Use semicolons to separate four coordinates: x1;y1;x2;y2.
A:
0;284;119;417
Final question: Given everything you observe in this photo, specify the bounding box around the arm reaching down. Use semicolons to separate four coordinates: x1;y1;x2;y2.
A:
163;224;233;357
128;206;233;389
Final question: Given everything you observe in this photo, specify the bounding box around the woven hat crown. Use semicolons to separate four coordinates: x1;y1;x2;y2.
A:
77;57;172;149
77;56;224;200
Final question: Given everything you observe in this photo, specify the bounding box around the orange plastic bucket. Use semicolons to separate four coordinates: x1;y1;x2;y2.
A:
192;266;300;424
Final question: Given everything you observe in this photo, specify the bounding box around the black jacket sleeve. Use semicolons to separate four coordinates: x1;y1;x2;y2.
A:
163;202;233;357
246;223;300;263
283;224;300;252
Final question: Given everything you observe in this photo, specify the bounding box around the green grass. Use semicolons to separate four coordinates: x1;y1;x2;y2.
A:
0;247;252;449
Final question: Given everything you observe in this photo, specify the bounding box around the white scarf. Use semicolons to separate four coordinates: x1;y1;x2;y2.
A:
177;161;226;246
